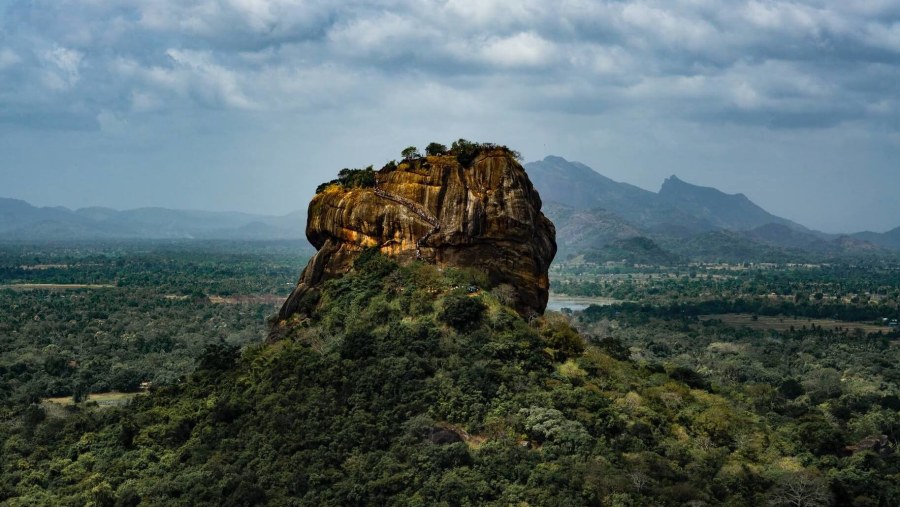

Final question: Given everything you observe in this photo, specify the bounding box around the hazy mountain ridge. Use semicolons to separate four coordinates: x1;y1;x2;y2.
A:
657;175;808;232
0;197;306;240
527;157;809;234
528;157;710;232
852;227;900;250
526;156;898;261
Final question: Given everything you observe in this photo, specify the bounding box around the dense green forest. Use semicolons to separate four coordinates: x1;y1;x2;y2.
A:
552;262;900;312
1;247;898;505
0;241;309;408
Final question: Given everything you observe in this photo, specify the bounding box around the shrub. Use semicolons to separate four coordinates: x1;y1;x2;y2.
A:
540;317;585;359
425;142;448;156
401;146;420;160
439;294;486;331
315;166;376;193
353;248;398;279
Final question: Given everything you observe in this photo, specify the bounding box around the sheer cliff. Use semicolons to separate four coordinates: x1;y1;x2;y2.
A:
277;145;556;322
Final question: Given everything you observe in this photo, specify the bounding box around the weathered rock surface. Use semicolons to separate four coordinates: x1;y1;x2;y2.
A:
277;148;556;321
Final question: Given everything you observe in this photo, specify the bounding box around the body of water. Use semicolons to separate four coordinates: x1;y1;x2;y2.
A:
546;295;622;312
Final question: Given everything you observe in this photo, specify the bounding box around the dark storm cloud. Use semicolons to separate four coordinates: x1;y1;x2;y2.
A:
1;0;898;131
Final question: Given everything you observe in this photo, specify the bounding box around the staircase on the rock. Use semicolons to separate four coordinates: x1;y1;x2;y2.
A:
373;187;441;259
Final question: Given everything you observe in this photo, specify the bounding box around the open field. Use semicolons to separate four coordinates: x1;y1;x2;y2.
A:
701;313;889;334
0;283;115;290
208;294;285;305
43;391;143;408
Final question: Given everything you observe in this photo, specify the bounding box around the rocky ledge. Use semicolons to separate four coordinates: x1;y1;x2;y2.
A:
276;142;556;324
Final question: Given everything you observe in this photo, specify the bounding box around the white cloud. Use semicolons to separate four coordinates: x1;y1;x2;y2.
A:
732;81;761;109
567;44;635;77
863;21;900;52
40;46;83;91
251;61;370;109
443;0;547;28
136;0;333;42
479;32;556;68
620;2;718;51
742;1;818;30
165;49;257;109
130;90;163;112
327;11;435;59
0;48;20;69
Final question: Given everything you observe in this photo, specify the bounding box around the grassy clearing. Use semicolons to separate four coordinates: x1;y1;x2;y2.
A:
43;391;143;408
702;313;887;334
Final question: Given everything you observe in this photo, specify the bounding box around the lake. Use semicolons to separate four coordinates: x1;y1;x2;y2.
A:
546;294;622;312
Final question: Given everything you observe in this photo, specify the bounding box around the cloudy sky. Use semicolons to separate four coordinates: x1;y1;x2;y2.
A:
1;0;899;233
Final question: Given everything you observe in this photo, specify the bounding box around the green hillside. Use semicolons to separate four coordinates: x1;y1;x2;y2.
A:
582;237;680;266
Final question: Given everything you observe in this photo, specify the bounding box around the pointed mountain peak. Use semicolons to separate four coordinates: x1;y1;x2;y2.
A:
660;174;707;191
656;175;806;231
527;155;610;181
660;175;739;198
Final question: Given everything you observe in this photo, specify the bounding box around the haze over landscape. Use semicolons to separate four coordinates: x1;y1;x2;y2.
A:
1;0;900;233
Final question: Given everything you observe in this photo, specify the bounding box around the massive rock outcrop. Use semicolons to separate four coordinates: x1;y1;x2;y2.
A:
277;146;556;322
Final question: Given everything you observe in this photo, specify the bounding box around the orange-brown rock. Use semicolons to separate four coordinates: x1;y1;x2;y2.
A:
277;148;556;321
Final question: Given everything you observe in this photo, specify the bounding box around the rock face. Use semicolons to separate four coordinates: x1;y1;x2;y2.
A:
277;148;556;321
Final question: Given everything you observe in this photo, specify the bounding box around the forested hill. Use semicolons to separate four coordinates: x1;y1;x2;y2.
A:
3;252;898;505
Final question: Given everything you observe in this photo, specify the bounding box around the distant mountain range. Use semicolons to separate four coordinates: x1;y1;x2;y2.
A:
0;198;306;241
2;156;898;264
525;156;899;262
